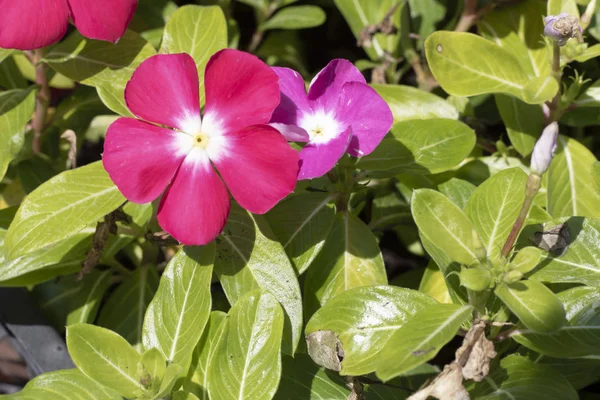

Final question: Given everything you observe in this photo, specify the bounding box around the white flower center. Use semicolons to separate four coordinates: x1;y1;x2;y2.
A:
300;111;343;145
178;113;229;161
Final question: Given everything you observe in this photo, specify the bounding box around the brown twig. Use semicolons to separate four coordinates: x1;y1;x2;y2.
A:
61;129;77;169
30;49;50;154
455;0;494;32
346;376;365;400
145;230;180;247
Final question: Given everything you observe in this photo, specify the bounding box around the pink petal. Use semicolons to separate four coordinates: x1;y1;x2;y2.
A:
212;125;299;214
68;0;137;43
103;118;191;204
298;128;352;180
204;49;280;133
270;123;310;142
157;151;231;245
125;53;201;132
0;0;69;50
307;59;366;112
270;67;312;126
340;82;393;157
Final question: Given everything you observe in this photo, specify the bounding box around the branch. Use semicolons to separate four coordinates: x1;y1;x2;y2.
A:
455;0;494;32
30;49;50;154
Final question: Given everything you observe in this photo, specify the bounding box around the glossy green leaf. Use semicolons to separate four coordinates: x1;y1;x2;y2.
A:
66;323;144;398
143;245;214;365
372;84;459;122
274;353;350;399
419;261;453;304
358;119;475;175
369;191;411;230
207;291;284;400
141;348;166;393
0;56;28;90
533;355;600;390
173;392;201;400
512;286;600;357
98;266;159;350
510;247;542;274
185;311;227;399
548;0;580;17
159;5;227;106
593;162;600;195
152;363;184;400
479;0;550;78
425;31;554;104
495;280;566;333
214;203;302;354
495;94;544;156
266;192;336;274
33;270;112;331
0;87;36;180
304;212;387;318
376;304;472;381
21;369;121;400
412;189;480;266
306;285;437;376
333;0;403;61
468;354;578;400
460;266;493;291
0;49;14;64
4;161;125;260
437;178;476;210
261;6;326;30
465;168;528;262
547;136;600;218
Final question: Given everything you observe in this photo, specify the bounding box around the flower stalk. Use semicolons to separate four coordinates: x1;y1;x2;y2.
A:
31;49;50;154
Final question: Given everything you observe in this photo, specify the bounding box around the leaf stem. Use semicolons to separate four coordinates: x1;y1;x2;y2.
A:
31;48;50;154
500;174;541;258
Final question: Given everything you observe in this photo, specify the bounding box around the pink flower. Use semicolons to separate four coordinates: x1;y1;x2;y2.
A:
0;0;138;50
102;50;299;245
269;59;393;179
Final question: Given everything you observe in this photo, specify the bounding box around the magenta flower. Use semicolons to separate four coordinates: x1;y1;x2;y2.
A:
269;59;393;179
102;50;299;245
0;0;138;50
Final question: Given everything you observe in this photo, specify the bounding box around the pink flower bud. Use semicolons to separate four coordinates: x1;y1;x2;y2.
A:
530;122;559;175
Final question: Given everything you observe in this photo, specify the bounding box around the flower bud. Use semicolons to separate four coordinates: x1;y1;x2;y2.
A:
530;122;559;176
544;13;583;46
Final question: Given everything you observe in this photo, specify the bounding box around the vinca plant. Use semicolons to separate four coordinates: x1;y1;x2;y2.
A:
1;0;600;399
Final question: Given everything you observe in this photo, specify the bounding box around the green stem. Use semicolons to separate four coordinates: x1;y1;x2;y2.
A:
500;174;542;258
550;42;562;119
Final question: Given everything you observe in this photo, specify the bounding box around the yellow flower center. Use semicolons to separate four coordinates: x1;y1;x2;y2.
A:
193;133;210;149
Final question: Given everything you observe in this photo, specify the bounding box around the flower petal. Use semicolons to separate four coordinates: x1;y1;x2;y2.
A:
212;125;299;214
271;67;311;126
68;0;137;43
203;49;280;133
340;82;393;157
0;0;69;50
307;59;366;112
103;118;191;204
157;150;230;245
298;127;352;180
125;53;201;132
270;123;310;142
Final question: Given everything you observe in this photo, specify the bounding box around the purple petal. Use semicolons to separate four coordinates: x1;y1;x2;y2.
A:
270;123;310;142
307;59;366;112
271;67;312;126
339;82;393;157
298;128;352;180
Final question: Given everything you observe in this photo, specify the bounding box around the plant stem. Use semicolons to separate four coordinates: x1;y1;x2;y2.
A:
500;174;541;258
549;42;562;119
247;4;276;52
581;0;597;30
31;49;50;154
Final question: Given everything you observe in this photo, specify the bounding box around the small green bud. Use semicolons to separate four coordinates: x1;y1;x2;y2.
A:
503;270;524;284
460;266;493;291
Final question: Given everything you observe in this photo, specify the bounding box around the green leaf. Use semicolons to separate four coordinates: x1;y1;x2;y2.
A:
304;212;387;318
214;203;302;355
512;286;600;357
153;363;184;399
207;291;284;400
173;392;201;400
547;136;600;218
159;5;227;106
419;261;453;304
333;0;404;61
358;119;476;175
425;31;554;104
185;311;227;400
16;157;56;194
548;0;580;17
468;354;578;400
376;304;472;381
141;348;166;392
372;84;459;122
0;49;14;64
143;245;214;365
369;191;411;230
495;280;566;333
412;189;480;266
437;178;476;210
305;285;436;376
533;355;600;390
98;265;159;350
495;94;544;156
408;0;446;42
261;5;326;30
66;323;144;398
33;270;112;331
0;87;37;180
21;369;122;400
274;353;350;399
478;0;550;78
266;192;336;274
0;56;28;90
510;246;542;274
4;161;125;260
465;168;528;262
